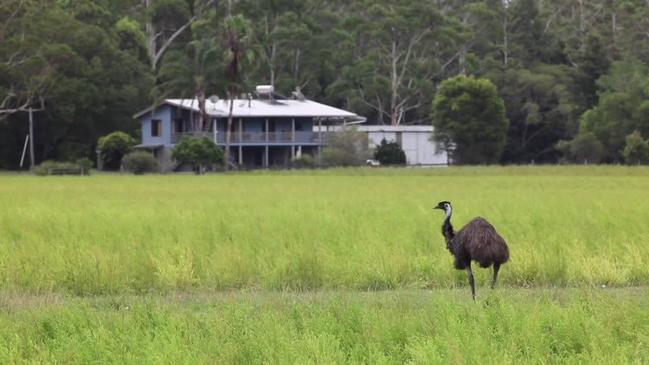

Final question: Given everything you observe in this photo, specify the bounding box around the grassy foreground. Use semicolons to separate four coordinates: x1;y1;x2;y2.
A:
1;166;649;293
1;167;649;364
0;288;647;364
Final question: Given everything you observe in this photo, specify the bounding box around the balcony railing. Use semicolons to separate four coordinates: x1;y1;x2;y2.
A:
171;131;323;144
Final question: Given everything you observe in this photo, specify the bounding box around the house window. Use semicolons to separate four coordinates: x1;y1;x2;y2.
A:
173;119;185;133
151;119;161;137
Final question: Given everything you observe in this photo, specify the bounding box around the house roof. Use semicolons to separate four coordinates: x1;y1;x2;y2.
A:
134;98;362;120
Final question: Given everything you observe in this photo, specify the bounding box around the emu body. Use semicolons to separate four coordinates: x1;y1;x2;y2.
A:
435;201;509;300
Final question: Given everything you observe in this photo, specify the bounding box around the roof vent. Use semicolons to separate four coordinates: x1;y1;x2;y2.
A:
291;86;306;101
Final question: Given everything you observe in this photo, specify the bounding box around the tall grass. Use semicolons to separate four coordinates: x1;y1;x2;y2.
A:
0;289;647;364
1;166;649;293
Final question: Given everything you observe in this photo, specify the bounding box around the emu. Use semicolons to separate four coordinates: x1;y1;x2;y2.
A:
434;201;509;300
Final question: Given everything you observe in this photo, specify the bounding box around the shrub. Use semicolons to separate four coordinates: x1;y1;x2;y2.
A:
122;151;159;174
76;158;93;175
33;161;82;176
321;127;371;167
97;131;137;170
172;137;224;174
291;154;315;169
623;131;649;165
374;139;406;165
556;132;605;164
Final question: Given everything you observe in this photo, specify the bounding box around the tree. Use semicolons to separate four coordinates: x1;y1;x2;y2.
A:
144;0;218;72
556;131;605;164
156;32;223;132
223;15;249;170
97;131;137;170
0;0;151;169
374;139;406;165
172;137;224;174
623;131;649;165
578;58;649;162
432;75;508;164
321;127;371;167
487;64;584;163
326;0;447;125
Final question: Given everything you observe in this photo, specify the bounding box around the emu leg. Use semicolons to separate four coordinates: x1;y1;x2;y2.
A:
466;265;476;301
491;263;501;289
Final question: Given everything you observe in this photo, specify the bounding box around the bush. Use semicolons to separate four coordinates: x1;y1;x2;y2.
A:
623;131;649;165
98;131;137;170
122;151;159;174
556;132;605;164
374;139;406;165
76;158;93;175
33;161;82;176
291;154;316;169
321;127;371;167
172;137;224;174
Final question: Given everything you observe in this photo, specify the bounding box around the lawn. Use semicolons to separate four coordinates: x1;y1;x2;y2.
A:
1;166;648;363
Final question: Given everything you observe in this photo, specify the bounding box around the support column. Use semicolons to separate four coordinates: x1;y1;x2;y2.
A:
238;118;243;165
213;119;217;144
291;118;296;160
265;118;269;168
317;118;322;166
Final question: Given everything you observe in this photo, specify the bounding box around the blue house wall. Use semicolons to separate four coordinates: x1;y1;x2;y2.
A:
243;118;264;132
141;105;174;146
139;105;320;146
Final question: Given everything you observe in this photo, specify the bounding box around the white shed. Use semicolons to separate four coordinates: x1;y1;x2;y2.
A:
317;125;448;166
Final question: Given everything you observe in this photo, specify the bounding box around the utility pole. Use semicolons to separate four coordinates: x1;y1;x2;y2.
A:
29;108;35;171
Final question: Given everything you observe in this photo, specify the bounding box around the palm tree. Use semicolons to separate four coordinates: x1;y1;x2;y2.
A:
223;15;249;170
156;36;222;132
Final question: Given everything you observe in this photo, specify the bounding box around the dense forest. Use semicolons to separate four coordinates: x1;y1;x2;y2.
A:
1;0;648;168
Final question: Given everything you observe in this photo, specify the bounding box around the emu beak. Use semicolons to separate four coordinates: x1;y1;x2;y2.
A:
433;206;442;210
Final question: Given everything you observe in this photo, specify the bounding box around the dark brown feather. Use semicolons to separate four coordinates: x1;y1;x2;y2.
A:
452;217;509;268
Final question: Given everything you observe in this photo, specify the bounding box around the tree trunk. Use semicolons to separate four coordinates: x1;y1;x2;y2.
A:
224;93;234;171
293;49;301;81
145;0;156;66
270;43;276;87
503;10;509;67
196;88;207;131
390;41;398;126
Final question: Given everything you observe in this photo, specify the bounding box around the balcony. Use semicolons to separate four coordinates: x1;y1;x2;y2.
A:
171;131;323;145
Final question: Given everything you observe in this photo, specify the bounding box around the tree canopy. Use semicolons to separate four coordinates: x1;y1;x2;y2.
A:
432;76;508;164
2;0;649;167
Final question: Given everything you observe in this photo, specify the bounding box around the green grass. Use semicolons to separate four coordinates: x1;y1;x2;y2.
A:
1;289;648;364
1;166;649;363
1;166;649;293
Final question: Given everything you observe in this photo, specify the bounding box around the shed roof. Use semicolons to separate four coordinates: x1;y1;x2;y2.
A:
315;125;434;132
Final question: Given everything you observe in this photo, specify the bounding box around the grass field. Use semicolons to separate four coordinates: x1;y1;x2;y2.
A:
1;166;649;363
1;289;648;364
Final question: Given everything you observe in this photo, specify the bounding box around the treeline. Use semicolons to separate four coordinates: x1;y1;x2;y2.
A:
1;0;648;168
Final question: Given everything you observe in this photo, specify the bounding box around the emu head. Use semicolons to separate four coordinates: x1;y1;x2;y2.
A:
434;201;452;217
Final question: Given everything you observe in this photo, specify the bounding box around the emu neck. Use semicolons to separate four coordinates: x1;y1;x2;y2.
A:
442;211;455;244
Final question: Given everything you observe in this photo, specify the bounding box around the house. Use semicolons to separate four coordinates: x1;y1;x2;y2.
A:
316;125;448;166
133;86;364;171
